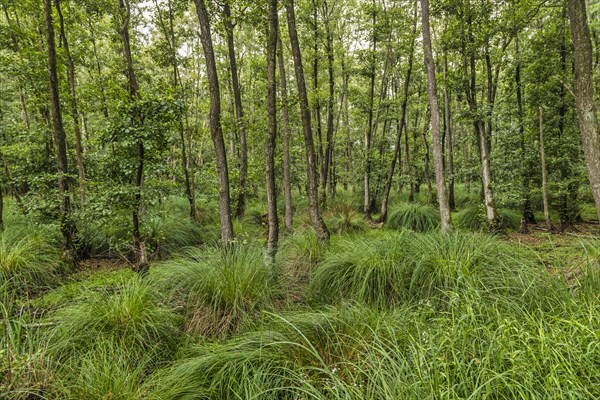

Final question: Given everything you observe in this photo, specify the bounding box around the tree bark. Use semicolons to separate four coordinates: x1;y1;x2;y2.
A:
380;2;417;222
421;0;453;232
266;0;279;260
568;0;600;223
321;0;335;206
56;0;85;208
194;0;235;243
539;107;553;231
515;36;535;233
443;54;455;211
363;1;377;218
285;0;330;243
277;35;294;231
223;2;248;219
44;0;78;254
118;0;147;271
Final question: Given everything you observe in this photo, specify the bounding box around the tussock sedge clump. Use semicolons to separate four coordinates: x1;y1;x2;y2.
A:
310;231;549;309
146;300;600;399
324;204;369;235
386;203;440;232
48;278;181;363
0;226;63;296
456;206;521;231
152;245;274;337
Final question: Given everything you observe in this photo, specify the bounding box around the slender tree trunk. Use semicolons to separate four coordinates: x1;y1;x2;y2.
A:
380;3;417;221
194;0;234;243
421;0;453;232
443;54;455;211
363;2;377;218
285;0;329;243
118;0;147;271
223;2;248;219
312;2;323;172
154;0;196;220
277;35;294;231
516;36;535;233
539;107;553;231
56;0;85;208
266;0;279;260
321;1;335;206
44;0;77;254
569;0;600;222
87;16;110;119
421;111;433;198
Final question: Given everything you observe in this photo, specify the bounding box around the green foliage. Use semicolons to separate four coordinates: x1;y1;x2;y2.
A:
386;203;440;232
152;245;274;337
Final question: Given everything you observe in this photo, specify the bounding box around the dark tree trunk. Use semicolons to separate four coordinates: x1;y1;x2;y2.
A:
515;36;535;233
380;4;417;222
223;2;248;219
321;0;335;206
539;107;553;231
266;0;279;260
363;2;377;218
277;35;294;231
421;0;453;232
119;0;147;272
285;0;329;243
194;0;235;243
443;54;455;211
154;0;196;220
44;0;77;254
568;0;600;222
56;0;85;208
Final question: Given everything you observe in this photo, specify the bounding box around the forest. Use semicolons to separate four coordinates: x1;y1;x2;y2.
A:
0;0;599;398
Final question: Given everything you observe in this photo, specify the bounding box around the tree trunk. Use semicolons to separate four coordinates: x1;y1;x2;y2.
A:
443;54;455;211
539;107;553;231
569;0;600;222
266;0;279;260
194;0;234;243
421;0;453;232
321;1;335;206
380;3;417;222
277;35;294;231
515;36;535;233
118;0;147;272
56;0;85;208
285;0;329;244
44;0;77;254
363;1;377;218
223;2;248;219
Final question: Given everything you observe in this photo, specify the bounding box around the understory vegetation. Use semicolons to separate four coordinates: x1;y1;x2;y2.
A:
1;193;599;399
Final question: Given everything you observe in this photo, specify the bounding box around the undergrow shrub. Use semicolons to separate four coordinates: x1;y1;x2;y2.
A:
310;231;412;308
386;203;440;232
48;278;181;363
456;206;521;231
145;211;204;258
152;245;274;337
0;227;63;296
324;204;368;235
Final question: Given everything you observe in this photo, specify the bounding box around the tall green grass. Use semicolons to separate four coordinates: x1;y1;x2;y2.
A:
152;245;274;337
386;203;440;232
310;231;548;309
0;227;63;297
456;206;521;231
